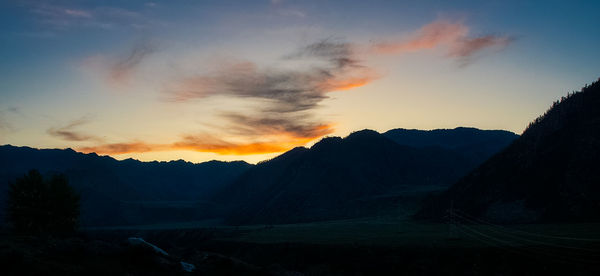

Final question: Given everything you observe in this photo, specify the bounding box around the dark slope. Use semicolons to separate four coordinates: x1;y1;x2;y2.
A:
417;79;600;223
0;146;251;226
215;129;510;225
383;127;518;166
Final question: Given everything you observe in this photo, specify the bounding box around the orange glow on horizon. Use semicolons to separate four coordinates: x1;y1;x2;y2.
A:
76;124;335;156
172;139;308;155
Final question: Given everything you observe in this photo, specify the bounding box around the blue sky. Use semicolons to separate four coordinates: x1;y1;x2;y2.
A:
1;0;599;163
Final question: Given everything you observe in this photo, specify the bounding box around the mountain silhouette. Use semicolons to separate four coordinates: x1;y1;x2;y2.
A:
0;146;251;226
215;128;517;225
383;127;518;166
0;127;517;227
417;79;600;223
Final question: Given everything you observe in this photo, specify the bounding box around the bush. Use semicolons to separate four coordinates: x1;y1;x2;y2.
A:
6;170;80;235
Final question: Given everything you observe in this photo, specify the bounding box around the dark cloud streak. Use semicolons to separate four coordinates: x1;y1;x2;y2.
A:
166;39;375;145
219;112;333;139
47;116;102;142
109;39;155;85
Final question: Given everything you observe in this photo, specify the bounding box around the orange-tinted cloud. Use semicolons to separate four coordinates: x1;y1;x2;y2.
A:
79;142;160;155
168;63;375;106
162;39;374;154
78;141;290;156
167;40;376;104
317;73;377;92
373;20;469;54
372;19;513;61
172;135;315;155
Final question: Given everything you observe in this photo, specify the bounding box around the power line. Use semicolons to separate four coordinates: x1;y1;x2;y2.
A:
454;210;600;242
456;222;600;266
453;212;600;254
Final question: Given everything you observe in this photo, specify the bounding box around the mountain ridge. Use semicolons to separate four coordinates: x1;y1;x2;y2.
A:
214;127;518;225
0;144;252;226
1;126;518;227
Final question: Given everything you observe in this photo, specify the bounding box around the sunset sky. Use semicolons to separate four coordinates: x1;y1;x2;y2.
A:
1;0;599;163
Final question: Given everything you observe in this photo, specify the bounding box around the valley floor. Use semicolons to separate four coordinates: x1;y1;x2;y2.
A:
3;217;600;275
85;216;600;275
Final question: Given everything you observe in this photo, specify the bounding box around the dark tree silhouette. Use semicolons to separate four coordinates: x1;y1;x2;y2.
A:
417;78;600;223
6;170;80;235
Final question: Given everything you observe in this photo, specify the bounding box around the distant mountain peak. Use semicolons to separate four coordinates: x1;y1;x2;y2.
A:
345;129;391;144
310;136;343;150
347;129;380;137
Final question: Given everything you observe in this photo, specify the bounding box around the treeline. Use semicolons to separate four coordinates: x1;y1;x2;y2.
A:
523;78;600;137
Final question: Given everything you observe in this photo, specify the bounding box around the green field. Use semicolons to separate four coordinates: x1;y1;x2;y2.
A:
87;215;600;250
5;216;597;275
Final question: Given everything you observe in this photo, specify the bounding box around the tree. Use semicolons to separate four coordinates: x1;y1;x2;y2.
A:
6;170;80;235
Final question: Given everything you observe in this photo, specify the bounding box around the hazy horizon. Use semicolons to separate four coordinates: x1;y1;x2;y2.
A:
2;125;518;164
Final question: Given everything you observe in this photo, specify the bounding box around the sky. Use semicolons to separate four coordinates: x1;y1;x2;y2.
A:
0;0;599;163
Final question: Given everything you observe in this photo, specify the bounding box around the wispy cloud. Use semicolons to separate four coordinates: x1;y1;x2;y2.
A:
372;19;514;63
218;113;333;139
168;39;377;107
81;39;156;87
269;0;307;19
447;35;514;58
47;116;103;142
24;1;150;31
63;9;92;18
76;19;512;157
163;39;375;153
78;141;158;155
109;40;155;85
277;9;306;18
29;3;95;29
78;40;373;156
373;20;468;54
